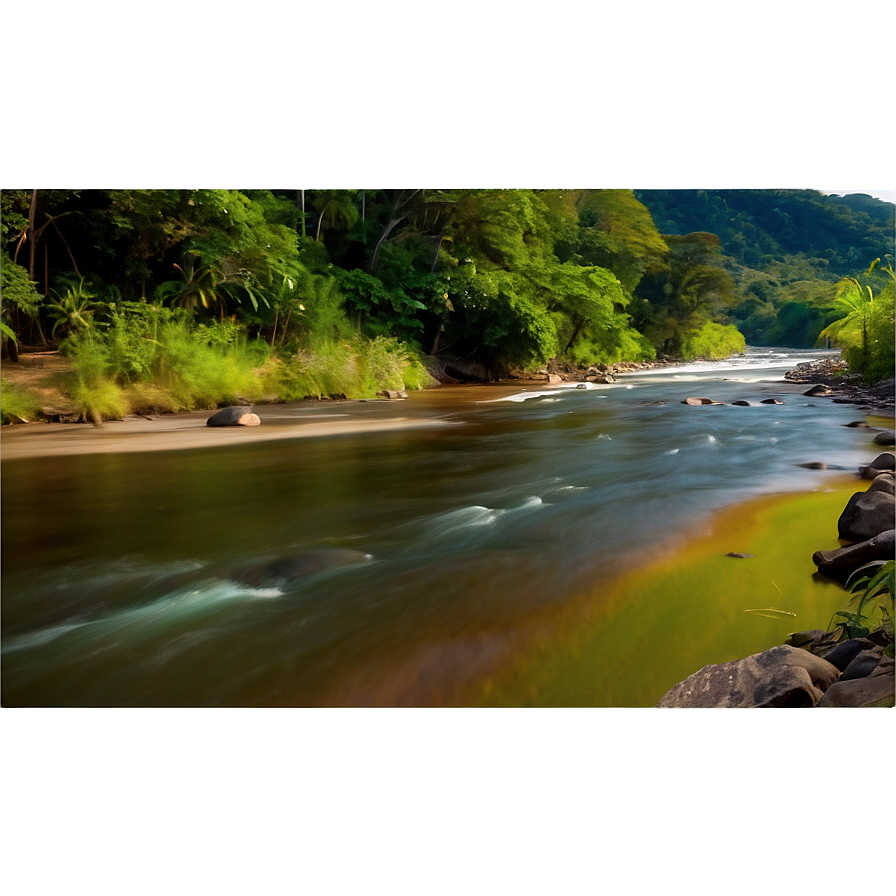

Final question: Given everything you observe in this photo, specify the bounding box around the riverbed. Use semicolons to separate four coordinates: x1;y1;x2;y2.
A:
1;347;888;706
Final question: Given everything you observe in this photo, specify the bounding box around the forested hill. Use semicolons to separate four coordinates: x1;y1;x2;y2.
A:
634;189;893;277
634;189;895;347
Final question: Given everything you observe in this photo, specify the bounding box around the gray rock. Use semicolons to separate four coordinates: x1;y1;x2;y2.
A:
840;650;882;681
818;675;893;707
784;630;827;649
380;390;408;400
874;430;895;446
656;645;840;708
726;552;755;559
682;397;724;405
859;452;896;479
206;407;261;427
813;529;895;579
804;384;833;396
820;638;877;672
838;482;895;542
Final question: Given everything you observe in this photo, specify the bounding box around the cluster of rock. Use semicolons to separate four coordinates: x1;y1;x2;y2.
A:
682;396;784;406
785;359;895;413
658;449;895;708
785;357;850;384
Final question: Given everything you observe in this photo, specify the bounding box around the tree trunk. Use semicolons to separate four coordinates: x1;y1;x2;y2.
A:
27;189;38;283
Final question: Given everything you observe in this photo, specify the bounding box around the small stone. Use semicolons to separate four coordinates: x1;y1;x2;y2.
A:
726;552;755;558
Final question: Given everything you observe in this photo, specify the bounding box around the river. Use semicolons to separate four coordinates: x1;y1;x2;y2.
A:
0;347;886;706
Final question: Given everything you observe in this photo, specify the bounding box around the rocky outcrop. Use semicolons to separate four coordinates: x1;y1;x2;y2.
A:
657;645;841;708
817;657;894;707
658;448;896;708
206;407;261;426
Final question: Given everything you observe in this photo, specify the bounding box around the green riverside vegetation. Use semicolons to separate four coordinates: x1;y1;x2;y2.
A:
1;189;892;422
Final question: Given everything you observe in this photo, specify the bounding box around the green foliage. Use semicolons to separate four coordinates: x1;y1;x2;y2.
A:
66;335;130;422
820;259;895;381
679;322;746;360
546;190;669;293
0;251;43;316
334;268;426;342
264;336;433;400
830;560;895;640
46;277;99;337
0;379;43;424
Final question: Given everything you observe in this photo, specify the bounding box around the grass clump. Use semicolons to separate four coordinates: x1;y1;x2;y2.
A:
1;379;44;424
264;336;433;400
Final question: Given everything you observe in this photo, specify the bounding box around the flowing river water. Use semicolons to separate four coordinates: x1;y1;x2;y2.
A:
1;347;888;707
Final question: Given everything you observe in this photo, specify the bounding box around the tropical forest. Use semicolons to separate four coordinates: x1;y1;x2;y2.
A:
2;188;893;424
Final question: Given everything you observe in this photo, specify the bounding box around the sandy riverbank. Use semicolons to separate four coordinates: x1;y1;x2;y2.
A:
0;407;450;460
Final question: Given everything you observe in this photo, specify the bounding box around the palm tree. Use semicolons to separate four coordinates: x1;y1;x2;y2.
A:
311;190;360;243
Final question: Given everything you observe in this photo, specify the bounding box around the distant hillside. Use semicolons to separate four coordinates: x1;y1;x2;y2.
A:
633;188;895;347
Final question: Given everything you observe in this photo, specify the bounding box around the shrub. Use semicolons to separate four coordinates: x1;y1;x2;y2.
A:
679;321;746;360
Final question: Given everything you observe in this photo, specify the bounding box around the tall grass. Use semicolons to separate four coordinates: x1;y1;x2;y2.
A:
264;336;434;400
62;313;434;420
0;379;44;424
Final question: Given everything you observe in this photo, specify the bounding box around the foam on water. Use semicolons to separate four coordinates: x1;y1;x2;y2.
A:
4;579;284;654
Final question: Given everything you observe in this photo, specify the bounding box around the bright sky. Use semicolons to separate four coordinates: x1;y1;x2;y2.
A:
818;188;895;205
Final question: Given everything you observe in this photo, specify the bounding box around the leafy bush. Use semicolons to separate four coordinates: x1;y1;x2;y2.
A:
679;321;746;360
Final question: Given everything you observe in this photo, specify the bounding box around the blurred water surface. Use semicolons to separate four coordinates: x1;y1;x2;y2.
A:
1;348;882;705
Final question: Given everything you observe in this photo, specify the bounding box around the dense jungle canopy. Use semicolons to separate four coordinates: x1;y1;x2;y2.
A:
1;188;893;408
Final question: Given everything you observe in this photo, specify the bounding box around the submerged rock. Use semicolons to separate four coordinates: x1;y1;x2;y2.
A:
760;398;785;405
682;397;724;405
232;548;374;588
656;645;840;708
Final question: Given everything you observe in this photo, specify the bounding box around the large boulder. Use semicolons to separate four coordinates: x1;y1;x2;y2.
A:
812;529;895;579
656;645;840;708
206;406;261;427
838;475;895;541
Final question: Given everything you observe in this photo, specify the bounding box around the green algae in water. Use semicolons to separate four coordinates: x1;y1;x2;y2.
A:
478;481;865;707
